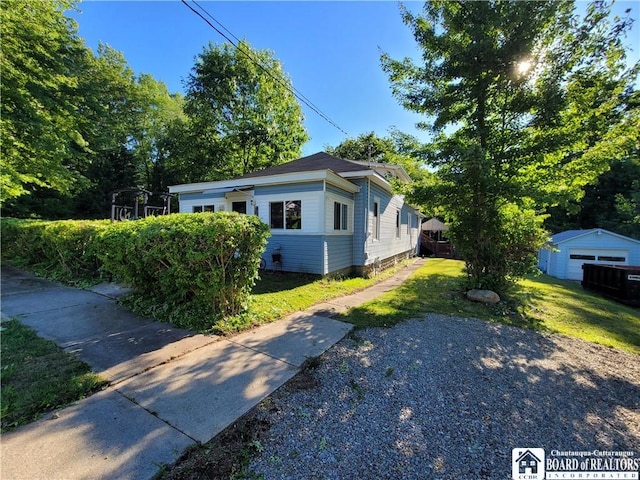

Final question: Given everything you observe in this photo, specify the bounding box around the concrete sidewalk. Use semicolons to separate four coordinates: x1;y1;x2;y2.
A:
0;258;425;480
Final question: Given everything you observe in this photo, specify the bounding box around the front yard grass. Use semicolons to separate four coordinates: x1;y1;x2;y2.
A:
0;319;107;432
214;263;411;333
342;258;640;355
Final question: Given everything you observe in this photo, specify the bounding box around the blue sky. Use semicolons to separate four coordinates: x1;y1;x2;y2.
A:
69;1;640;157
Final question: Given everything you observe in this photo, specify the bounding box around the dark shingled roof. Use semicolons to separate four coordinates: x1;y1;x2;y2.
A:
236;152;370;179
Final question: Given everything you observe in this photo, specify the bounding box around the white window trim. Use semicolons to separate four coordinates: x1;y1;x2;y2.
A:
372;196;380;242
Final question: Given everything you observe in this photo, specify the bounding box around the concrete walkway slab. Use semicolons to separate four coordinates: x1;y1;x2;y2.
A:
15;299;156;346
0;286;100;316
0;258;425;479
100;334;217;384
116;340;298;443
63;324;215;383
0;389;193;480
88;282;132;299
229;314;353;367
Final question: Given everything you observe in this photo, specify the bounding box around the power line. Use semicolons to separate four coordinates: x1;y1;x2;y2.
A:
189;0;336;125
181;0;349;136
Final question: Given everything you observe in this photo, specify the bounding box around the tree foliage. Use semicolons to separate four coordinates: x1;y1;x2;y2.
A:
183;40;308;180
382;0;639;291
2;3;305;218
1;0;87;202
327;130;431;184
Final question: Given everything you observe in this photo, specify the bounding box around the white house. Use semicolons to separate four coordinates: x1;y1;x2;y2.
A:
538;228;640;280
169;152;423;276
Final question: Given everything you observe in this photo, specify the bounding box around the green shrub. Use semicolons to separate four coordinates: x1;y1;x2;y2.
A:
97;212;270;329
1;218;109;284
2;214;270;331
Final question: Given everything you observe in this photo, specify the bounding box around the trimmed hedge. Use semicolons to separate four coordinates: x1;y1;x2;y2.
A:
1;214;270;330
97;213;270;322
1;218;110;283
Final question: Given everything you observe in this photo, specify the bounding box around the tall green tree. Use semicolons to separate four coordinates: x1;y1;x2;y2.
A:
382;0;638;291
183;40;308;180
327;131;431;183
546;155;640;239
1;0;88;204
133;75;186;193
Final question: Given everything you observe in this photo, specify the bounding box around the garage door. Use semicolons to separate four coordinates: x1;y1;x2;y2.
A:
566;249;628;280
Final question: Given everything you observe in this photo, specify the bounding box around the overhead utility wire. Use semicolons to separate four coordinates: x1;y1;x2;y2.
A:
181;0;349;136
190;0;335;123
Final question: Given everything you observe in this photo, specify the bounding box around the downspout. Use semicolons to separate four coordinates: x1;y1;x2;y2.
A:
366;177;371;264
322;180;328;275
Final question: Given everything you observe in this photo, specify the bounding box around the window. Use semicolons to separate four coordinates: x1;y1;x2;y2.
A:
396;209;401;238
570;254;595;260
232;201;247;214
372;201;379;240
342;203;348;230
334;202;348;231
286;200;302;229
598;256;625;262
192;205;214;213
270;202;283;229
407;213;411;235
270;200;302;230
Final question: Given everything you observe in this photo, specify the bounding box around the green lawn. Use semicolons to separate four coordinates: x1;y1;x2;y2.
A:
215;263;411;334
0;319;107;432
341;258;640;355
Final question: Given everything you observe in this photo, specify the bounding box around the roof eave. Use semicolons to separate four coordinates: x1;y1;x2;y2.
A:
169;169;360;195
349;161;412;183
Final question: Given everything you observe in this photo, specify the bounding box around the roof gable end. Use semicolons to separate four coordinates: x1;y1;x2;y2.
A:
551;228;640;245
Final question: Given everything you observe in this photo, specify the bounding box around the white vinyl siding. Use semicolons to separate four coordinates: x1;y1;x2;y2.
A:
255;190;322;234
325;192;354;234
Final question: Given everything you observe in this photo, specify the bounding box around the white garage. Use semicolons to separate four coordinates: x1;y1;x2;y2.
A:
538;229;640;280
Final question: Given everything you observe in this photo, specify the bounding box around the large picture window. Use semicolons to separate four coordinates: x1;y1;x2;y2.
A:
270;200;302;230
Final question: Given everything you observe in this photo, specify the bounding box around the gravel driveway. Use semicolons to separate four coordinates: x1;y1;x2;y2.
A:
248;313;640;479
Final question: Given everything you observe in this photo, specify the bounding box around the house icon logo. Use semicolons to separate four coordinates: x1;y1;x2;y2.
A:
512;448;545;480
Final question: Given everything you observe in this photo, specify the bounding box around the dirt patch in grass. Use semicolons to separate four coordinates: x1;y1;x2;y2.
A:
158;413;272;480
